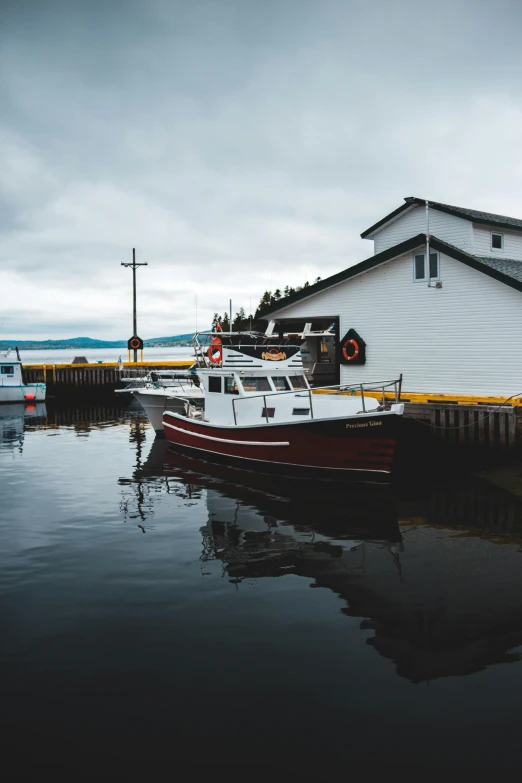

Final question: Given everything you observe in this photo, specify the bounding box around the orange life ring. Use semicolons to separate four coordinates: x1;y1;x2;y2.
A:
207;336;222;364
342;338;359;361
129;337;141;350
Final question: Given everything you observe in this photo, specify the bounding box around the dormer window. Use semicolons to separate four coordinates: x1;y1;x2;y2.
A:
491;232;504;251
413;251;439;281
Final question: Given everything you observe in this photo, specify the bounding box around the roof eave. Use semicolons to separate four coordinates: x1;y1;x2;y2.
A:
261;234;522;319
430;237;522;293
360;200;415;239
259;233;429;318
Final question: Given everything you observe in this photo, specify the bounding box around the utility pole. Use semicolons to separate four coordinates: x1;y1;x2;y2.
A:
121;248;148;362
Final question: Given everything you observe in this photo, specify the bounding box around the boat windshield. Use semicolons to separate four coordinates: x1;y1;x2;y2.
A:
271;376;290;391
288;375;307;390
241;376;271;393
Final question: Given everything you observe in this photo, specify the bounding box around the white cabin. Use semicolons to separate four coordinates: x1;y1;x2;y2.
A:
0;356;46;403
262;198;522;398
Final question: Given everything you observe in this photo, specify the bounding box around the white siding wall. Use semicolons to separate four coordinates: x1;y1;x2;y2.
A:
272;250;522;396
472;224;522;260
372;206;473;254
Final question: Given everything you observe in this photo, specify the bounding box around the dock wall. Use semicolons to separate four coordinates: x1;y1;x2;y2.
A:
22;361;191;398
21;364;522;450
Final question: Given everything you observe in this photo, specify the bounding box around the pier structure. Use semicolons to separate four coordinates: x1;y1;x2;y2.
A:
19;359;522;449
22;360;191;398
314;388;520;449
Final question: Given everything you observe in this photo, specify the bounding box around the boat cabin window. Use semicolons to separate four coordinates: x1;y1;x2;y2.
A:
288;375;307;390
271;376;290;391
208;376;222;393
224;377;239;395
241;376;271;393
1;365;14;375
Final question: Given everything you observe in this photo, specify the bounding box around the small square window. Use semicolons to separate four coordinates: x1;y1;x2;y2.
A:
1;366;14;375
208;376;222;393
413;252;439;281
272;376;290;391
414;254;425;280
492;232;503;250
429;252;439;279
224;377;239;395
261;407;275;418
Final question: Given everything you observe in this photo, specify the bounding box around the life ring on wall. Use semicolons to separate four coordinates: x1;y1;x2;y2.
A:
207;336;222;365
342;338;359;362
129;337;141;350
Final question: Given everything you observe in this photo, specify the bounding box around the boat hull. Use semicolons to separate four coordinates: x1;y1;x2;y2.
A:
0;384;46;404
163;410;401;481
134;390;203;433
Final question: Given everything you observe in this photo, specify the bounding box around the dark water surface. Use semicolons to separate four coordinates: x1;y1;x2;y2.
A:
3;403;522;772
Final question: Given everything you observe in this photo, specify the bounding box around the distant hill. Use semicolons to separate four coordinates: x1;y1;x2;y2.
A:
0;333;205;350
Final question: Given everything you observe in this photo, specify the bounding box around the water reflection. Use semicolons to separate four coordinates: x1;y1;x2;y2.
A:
7;401;522;687
0;403;47;453
121;438;522;684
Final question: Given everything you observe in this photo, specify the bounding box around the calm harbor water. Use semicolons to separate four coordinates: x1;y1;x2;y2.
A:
15;346;193;364
3;402;522;771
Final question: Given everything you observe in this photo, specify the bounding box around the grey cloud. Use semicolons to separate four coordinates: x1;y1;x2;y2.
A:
2;0;522;337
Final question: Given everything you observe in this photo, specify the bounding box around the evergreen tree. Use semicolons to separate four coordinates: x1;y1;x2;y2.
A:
221;312;230;331
211;312;221;330
255;290;272;318
233;307;247;331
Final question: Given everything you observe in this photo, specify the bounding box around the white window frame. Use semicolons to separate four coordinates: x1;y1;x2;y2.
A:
413;251;440;282
491;232;504;251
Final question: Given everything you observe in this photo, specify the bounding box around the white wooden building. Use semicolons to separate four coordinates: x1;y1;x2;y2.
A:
262;197;522;398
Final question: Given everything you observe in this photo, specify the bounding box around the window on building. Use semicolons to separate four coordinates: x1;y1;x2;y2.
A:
288;375;308;390
0;366;14;375
272;376;290;391
491;232;504;250
208;376;222;393
224;377;239;395
413;251;439;281
241;376;271;392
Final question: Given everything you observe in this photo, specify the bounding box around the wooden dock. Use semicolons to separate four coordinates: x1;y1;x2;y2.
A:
22;361;191;398
315;388;522;450
21;364;522;449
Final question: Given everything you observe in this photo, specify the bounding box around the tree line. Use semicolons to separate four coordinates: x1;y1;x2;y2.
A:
211;277;321;331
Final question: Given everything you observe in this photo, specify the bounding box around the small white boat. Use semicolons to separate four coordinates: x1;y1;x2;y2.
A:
0;351;46;404
117;369;198;392
116;371;204;433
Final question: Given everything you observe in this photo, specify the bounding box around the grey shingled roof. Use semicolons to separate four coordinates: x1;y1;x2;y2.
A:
423;199;522;231
475;256;522;284
361;197;522;238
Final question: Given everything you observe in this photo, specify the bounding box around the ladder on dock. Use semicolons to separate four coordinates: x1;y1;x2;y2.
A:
192;334;212;368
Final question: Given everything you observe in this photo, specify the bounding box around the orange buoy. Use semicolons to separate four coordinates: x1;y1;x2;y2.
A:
25;393;36;401
342;338;359;362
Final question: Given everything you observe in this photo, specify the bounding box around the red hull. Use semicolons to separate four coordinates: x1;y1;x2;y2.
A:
163;411;401;480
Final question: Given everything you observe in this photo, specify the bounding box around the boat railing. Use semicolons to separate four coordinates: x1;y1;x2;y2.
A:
231;376;403;424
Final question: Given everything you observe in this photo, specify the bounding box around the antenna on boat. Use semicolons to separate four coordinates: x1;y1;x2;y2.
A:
229;299;232;331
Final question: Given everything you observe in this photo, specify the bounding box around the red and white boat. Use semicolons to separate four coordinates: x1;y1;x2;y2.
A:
163;331;404;481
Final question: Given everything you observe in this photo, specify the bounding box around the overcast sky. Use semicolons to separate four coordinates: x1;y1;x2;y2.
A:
2;0;522;339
